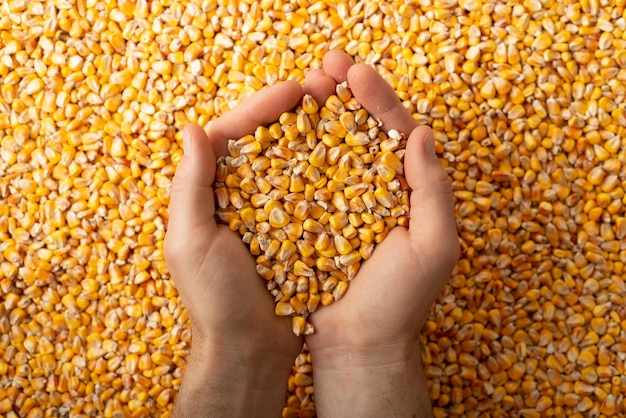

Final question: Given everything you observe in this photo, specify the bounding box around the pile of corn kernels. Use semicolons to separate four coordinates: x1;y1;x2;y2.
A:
1;0;626;417
214;88;410;337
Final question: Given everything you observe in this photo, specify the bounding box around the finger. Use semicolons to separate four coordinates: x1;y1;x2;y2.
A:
347;63;417;135
305;68;326;82
304;56;351;105
166;124;218;258
303;74;337;105
321;49;355;83
208;80;303;156
404;125;458;261
403;126;459;303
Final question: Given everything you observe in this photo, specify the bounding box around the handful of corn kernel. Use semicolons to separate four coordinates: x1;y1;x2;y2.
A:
213;83;410;335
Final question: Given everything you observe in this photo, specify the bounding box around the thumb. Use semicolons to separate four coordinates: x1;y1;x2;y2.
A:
166;124;218;256
404;126;458;259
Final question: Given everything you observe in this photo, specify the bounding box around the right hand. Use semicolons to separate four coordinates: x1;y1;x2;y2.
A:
303;50;460;417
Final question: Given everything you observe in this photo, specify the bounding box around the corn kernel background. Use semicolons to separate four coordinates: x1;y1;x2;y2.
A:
1;0;626;416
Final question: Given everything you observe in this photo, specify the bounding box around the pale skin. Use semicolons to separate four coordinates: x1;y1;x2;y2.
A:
164;50;460;417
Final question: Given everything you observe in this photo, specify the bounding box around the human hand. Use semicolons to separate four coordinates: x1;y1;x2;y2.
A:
303;51;460;417
165;84;305;417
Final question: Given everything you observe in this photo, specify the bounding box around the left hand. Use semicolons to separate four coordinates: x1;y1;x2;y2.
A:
165;83;306;417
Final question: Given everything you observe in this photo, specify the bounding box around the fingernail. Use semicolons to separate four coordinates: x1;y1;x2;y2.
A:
183;127;192;156
424;135;435;158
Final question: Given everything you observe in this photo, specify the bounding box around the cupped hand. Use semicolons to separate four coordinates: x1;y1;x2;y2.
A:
304;50;460;358
164;83;305;363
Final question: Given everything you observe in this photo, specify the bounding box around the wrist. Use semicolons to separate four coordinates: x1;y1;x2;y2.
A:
192;325;298;367
173;340;296;418
310;339;417;369
188;340;294;387
306;320;420;368
308;342;433;418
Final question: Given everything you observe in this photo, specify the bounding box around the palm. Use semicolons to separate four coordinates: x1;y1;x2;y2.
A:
165;83;307;359
188;224;297;351
307;215;457;348
307;231;418;346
